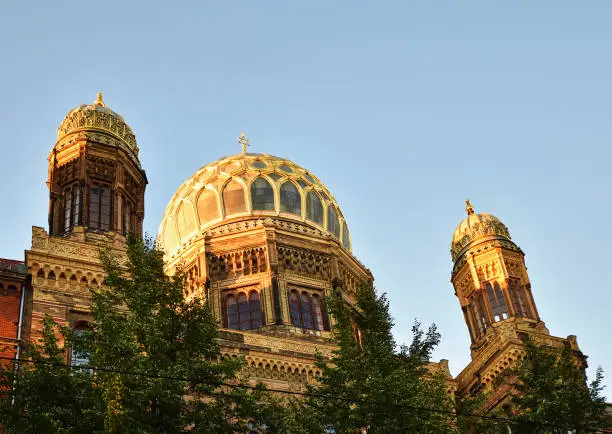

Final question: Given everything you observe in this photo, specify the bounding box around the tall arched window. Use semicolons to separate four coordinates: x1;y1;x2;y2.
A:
89;185;111;231
251;177;275;211
223;179;247;215
63;184;82;232
486;282;508;322
327;206;340;238
471;292;488;336
71;327;90;369
312;295;324;331
226;292;264;330
509;278;531;318
249;291;262;328
288;291;327;331
280;181;301;215
227;295;238;329
301;293;313;329
289;292;301;327
238;293;250;330
306;191;323;225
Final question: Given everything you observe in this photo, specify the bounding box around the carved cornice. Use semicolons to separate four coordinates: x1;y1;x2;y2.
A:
55;131;141;170
452;238;522;276
30;226;126;263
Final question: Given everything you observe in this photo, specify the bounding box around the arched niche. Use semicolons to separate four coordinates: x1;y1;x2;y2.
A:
196;188;220;224
223;179;247;216
176;201;198;242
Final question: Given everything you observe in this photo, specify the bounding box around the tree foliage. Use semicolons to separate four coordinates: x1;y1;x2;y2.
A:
0;235;268;433
287;282;455;433
509;338;608;433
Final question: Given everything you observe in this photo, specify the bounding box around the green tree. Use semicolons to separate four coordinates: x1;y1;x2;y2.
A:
289;282;455;433
0;235;272;433
510;338;608;433
87;234;267;432
0;317;104;433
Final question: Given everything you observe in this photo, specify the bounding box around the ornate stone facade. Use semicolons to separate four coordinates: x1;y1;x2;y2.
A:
450;200;583;410
25;94;147;345
1;97;584;413
159;150;374;389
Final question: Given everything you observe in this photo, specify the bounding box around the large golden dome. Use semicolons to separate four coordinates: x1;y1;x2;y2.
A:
56;93;139;156
450;201;512;262
159;149;352;258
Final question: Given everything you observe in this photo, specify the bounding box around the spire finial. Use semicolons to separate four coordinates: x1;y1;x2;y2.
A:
238;132;249;154
94;92;105;107
465;199;474;215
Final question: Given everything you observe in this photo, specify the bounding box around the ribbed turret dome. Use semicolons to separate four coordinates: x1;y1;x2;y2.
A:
450;201;512;262
159;147;351;258
56;93;139;155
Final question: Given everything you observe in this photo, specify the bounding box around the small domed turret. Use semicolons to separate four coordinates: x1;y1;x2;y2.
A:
56;92;139;157
450;200;513;262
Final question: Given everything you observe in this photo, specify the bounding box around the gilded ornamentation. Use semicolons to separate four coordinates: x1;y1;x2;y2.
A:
238;132;249;154
451;211;513;261
57;96;138;153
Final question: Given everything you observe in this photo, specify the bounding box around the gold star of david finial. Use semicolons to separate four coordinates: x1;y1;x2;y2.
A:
465;199;474;215
238;132;249;153
94;92;105;107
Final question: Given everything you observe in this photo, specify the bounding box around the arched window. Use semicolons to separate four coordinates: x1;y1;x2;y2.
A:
289;292;301;327
288;291;327;331
312;295;324;331
301;293;313;329
306;191;323;225
471;292;488;336
72;327;90;369
223;180;246;215
63;184;82;232
486;282;508;322
341;222;350;250
226;295;238;329
47;270;56;280
327;206;340;238
89;185;111;231
238;293;250;330
280;181;301;215
226;292;264;331
509;278;531;318
197;189;220;224
251;177;275;211
249;291;262;328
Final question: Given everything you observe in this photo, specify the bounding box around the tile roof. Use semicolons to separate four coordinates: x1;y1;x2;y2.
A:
0;258;26;274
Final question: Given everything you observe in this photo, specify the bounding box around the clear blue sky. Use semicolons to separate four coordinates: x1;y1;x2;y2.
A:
1;1;610;398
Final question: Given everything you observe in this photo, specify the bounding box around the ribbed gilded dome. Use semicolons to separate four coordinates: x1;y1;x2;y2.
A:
450;201;512;262
57;93;138;155
159;149;352;257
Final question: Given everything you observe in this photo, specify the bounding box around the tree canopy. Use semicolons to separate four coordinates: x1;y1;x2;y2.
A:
286;282;455;433
0;235;267;433
509;338;608;433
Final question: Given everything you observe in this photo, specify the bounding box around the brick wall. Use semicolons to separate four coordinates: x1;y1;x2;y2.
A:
0;278;22;360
